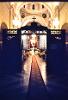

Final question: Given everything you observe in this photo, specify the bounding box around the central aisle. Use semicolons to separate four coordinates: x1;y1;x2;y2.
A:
26;55;48;100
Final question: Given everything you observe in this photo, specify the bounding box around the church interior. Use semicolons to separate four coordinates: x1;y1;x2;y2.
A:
0;2;68;100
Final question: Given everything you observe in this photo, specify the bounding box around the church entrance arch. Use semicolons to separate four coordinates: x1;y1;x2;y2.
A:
21;15;49;28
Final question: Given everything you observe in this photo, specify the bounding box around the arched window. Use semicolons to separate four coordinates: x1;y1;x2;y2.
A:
42;5;44;8
23;5;25;8
32;4;35;10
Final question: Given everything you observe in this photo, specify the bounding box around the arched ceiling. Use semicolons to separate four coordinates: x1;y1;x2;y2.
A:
8;2;65;28
10;2;64;16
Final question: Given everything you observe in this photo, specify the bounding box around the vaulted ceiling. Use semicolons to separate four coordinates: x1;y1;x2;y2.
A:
7;2;64;28
9;2;65;16
0;2;66;29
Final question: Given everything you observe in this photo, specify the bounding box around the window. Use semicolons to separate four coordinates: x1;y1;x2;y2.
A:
42;13;47;18
42;5;44;8
32;4;35;10
23;5;25;8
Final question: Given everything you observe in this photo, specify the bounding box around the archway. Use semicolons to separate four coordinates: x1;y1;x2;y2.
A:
21;21;47;53
12;2;52;28
61;23;68;33
21;15;49;27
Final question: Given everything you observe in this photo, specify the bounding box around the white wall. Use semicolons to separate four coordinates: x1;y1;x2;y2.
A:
0;3;9;29
60;2;68;29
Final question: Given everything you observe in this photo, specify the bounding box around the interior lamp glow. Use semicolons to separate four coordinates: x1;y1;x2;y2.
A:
52;2;60;6
21;35;27;40
13;18;22;27
53;18;59;28
31;34;36;38
10;2;15;6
